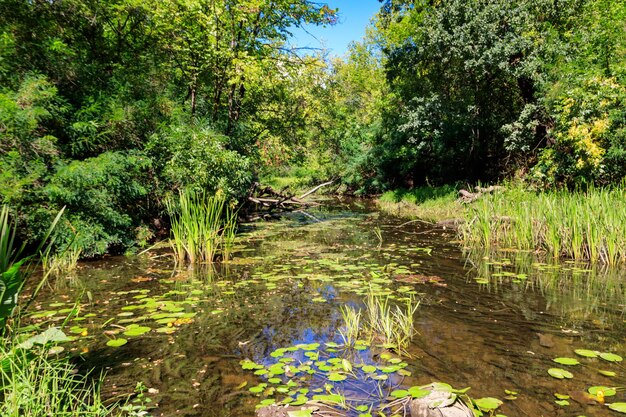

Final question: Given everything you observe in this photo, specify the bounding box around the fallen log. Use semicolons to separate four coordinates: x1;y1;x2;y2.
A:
247;181;332;214
298;181;333;200
458;185;505;203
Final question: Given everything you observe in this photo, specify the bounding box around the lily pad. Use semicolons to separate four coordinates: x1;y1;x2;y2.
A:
599;352;623;363
574;349;598;358
474;397;503;411
361;365;377;373
548;368;573;379
608;403;626;414
106;338;128;347
588;386;616;397
599;370;617;377
553;357;579;366
390;390;409;399
123;326;151;337
328;373;347;382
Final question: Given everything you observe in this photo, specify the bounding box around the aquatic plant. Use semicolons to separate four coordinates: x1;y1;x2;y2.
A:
0;335;114;417
0;205;64;331
460;186;626;264
338;289;419;354
364;291;419;353
338;304;361;346
220;203;239;262
373;226;383;249
42;237;82;278
165;189;237;264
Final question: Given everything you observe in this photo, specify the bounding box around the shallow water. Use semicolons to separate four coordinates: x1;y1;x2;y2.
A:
26;200;626;416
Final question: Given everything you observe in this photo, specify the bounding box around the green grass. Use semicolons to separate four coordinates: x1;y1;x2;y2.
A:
364;292;419;354
165;190;237;264
42;239;81;278
377;186;461;222
460;186;626;265
339;288;419;355
339;304;362;347
0;338;114;417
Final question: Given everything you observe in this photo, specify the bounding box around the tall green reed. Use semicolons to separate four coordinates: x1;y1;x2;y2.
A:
165;189;237;264
460;186;626;265
42;237;82;278
339;288;419;355
0;205;64;332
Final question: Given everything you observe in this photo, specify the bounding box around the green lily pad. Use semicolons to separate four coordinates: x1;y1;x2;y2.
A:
588;386;616;397
390;390;409;398
474;397;503;411
361;365;377;373
106;338;128;347
599;352;623;363
574;349;598;358
328;372;347;382
548;368;573;379
123;326;151;337
553;357;579;366
555;400;569;406
599;370;617;377
608;403;626;413
408;387;431;399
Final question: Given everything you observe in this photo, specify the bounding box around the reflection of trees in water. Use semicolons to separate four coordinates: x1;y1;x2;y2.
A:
95;271;348;417
463;249;626;329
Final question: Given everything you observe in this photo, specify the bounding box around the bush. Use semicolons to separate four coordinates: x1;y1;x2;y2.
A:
147;123;253;199
43;151;152;257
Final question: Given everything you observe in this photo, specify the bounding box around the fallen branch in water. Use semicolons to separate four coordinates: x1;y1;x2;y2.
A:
246;181;332;214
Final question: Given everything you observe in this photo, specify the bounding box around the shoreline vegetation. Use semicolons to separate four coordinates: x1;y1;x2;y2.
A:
377;184;626;265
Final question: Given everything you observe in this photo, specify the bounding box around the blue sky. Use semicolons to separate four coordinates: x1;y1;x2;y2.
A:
288;1;382;57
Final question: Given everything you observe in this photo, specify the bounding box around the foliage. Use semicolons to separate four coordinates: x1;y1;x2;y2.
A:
147;124;252;198
165;189;237;264
0;205;63;332
460;185;626;264
0;336;113;417
44;151;152;257
312;0;626;191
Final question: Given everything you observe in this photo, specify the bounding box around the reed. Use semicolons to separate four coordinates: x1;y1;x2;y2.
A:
42;238;81;277
373;226;383;249
1;205;64;331
339;304;361;347
460;186;626;265
339;289;419;354
0;338;114;417
221;204;238;262
365;291;419;352
165;190;237;264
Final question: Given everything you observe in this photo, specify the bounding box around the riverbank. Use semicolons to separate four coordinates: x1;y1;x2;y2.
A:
376;186;462;223
377;184;626;265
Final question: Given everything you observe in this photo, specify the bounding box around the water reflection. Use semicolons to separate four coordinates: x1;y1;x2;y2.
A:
25;200;625;417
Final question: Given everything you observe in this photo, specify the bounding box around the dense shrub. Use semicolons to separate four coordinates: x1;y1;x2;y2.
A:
147;124;253;199
44;151;152;257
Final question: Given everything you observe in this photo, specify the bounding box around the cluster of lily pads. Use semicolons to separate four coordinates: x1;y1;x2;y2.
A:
240;341;508;417
547;348;625;413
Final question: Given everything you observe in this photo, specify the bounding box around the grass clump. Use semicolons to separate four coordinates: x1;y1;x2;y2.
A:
42;239;81;278
340;289;419;355
0;338;113;417
460;186;626;264
165;189;238;264
377;186;461;222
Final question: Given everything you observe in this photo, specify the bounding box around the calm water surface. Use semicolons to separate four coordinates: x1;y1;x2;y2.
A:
27;200;626;416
